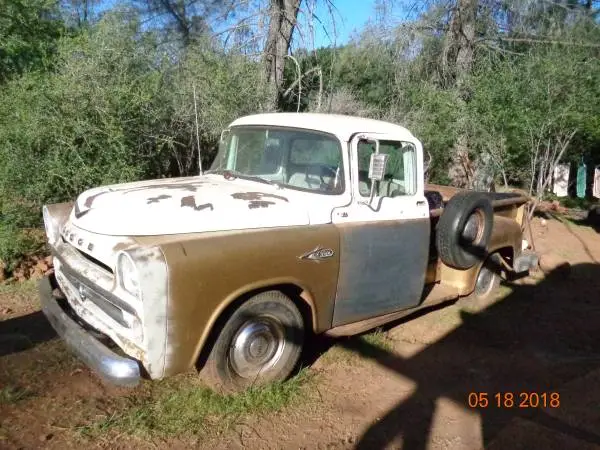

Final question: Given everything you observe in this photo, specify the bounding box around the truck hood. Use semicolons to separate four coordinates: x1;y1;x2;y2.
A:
71;175;309;236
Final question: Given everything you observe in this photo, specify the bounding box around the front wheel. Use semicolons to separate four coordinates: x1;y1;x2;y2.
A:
201;291;304;393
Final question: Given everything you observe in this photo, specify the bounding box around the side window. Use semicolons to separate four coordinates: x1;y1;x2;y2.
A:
357;140;417;197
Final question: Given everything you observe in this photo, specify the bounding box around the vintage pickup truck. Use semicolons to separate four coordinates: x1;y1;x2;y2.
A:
40;113;537;391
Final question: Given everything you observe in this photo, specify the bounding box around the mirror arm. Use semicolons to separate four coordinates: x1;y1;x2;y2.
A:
358;139;382;212
367;139;380;205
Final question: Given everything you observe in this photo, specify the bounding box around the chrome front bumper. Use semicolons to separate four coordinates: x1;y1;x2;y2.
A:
39;275;141;387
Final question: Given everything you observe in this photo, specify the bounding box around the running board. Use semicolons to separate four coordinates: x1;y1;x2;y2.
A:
325;282;460;338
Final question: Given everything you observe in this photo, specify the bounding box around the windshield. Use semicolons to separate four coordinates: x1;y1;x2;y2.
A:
209;126;345;194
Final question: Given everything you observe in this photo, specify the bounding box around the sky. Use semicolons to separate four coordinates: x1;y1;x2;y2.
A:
309;0;378;48
302;0;413;49
93;0;410;49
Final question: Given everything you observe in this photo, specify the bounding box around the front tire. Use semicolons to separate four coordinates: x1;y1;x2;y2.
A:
201;291;304;393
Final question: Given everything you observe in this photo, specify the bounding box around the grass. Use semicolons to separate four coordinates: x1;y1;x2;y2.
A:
323;329;394;365
360;329;394;353
497;285;513;298
0;278;39;318
0;340;81;387
546;194;597;211
80;369;314;438
0;279;37;296
0;385;34;404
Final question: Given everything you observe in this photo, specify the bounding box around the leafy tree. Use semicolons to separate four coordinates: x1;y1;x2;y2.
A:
0;0;64;82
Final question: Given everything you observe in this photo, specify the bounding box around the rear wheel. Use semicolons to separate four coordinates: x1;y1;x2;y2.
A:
460;253;502;310
201;291;304;393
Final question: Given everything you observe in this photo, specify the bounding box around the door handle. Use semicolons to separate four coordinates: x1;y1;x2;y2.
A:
416;200;426;207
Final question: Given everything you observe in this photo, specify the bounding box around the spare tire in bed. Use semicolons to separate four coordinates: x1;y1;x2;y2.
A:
436;192;493;269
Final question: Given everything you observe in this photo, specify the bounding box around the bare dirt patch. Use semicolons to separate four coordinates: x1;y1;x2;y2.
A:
1;217;600;449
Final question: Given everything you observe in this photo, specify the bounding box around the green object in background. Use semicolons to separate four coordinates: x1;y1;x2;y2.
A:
577;162;587;198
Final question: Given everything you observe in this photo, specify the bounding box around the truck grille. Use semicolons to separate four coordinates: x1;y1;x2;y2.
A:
59;267;130;328
54;247;139;330
60;235;113;274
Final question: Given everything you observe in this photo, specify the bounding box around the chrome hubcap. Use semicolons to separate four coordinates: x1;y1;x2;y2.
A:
229;317;286;379
462;211;483;243
475;265;495;297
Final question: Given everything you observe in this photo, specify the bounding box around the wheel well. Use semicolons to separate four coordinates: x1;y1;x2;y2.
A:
194;283;314;371
495;246;514;267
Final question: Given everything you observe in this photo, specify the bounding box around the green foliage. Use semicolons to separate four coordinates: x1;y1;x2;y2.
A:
281;42;396;113
330;43;396;107
1;15;163;201
0;277;37;295
0;196;46;270
0;0;64;81
395;82;461;183
360;329;393;353
468;34;600;188
81;370;313;438
544;192;598;211
280;5;600;189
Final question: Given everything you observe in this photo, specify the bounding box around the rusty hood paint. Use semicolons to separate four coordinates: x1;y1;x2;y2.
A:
71;175;310;236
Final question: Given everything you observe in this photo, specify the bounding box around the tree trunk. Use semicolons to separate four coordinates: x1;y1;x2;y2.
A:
443;0;479;188
264;0;302;109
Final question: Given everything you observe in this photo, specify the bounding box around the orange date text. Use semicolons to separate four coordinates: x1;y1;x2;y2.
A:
467;392;560;409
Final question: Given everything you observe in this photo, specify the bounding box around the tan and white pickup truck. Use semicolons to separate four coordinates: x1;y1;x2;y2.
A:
40;113;537;391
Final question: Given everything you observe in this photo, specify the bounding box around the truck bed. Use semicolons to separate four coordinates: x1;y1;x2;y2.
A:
424;183;530;274
425;183;529;217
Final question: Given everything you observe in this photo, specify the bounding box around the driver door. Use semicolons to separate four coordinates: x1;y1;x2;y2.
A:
330;133;430;327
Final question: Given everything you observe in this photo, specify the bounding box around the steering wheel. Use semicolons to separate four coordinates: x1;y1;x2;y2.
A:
305;165;339;191
323;166;340;191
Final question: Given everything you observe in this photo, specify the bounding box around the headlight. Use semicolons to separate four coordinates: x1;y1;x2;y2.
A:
117;252;140;298
42;205;60;245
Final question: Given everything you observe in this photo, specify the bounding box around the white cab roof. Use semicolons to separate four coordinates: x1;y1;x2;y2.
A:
229;113;417;142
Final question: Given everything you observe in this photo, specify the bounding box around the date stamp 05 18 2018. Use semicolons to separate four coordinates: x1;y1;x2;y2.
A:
468;392;560;409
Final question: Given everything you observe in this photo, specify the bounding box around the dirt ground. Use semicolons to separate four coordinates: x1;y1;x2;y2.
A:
1;216;600;450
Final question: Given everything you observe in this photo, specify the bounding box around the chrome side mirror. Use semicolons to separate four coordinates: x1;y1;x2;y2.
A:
368;153;389;181
220;129;230;143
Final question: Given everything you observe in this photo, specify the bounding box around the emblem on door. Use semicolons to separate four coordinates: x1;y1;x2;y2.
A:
298;246;335;262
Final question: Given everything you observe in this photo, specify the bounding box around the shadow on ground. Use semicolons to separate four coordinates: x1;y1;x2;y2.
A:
0;310;57;357
328;262;600;449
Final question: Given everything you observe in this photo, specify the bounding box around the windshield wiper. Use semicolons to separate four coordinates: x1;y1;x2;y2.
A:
204;168;225;175
207;169;281;188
